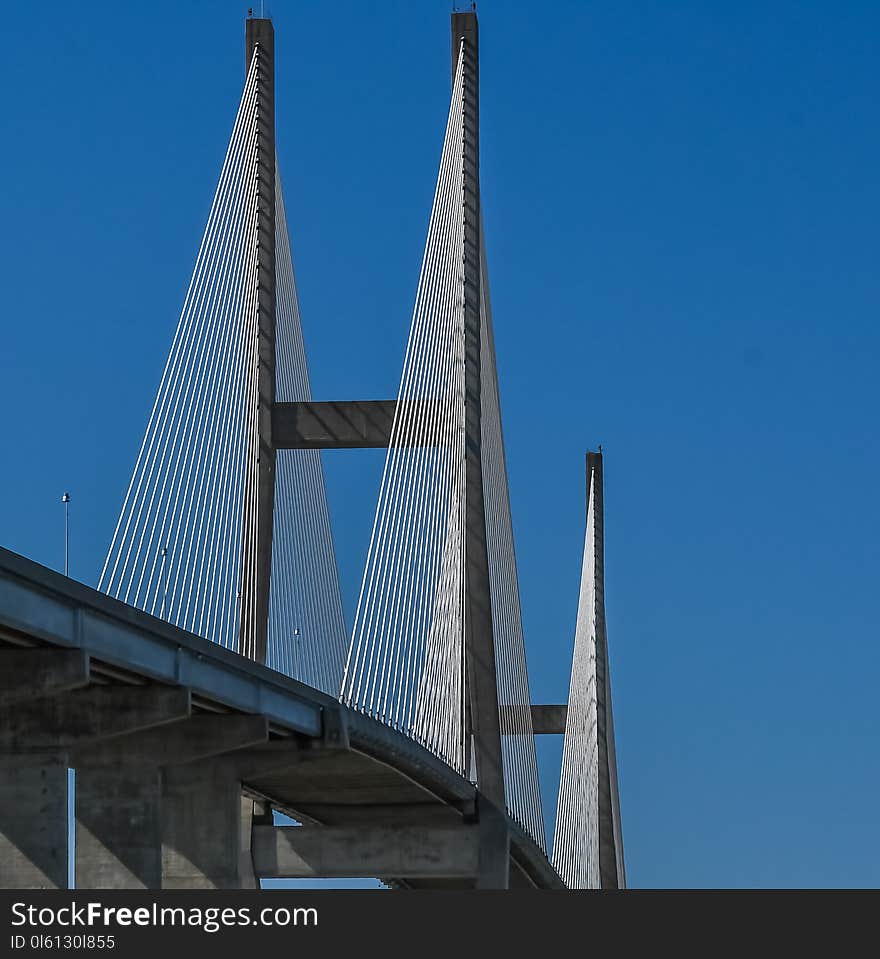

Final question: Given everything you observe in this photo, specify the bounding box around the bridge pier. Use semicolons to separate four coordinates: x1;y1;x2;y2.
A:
75;762;263;890
75;764;162;888
161;761;258;889
0;753;69;889
476;796;511;889
252;823;481;880
74;769;262;890
72;717;272;889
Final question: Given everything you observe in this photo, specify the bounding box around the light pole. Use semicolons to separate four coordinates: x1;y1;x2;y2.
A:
293;627;301;679
160;546;169;619
61;492;71;577
62;491;73;892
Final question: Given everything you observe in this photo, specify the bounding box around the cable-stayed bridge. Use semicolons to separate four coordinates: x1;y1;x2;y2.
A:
0;12;623;890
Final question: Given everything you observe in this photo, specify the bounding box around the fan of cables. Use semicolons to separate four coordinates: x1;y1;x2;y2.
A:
342;52;468;773
342;46;546;851
100;52;346;694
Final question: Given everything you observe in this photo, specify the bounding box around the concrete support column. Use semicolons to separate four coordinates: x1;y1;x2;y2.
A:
75;764;161;889
476;796;510;889
161;762;255;888
244;798;272;887
0;753;69;889
71;714;270;889
239;797;265;888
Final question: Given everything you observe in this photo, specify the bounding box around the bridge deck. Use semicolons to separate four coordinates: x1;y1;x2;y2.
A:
0;547;561;889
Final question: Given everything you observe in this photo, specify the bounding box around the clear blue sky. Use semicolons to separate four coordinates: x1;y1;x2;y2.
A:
2;1;879;888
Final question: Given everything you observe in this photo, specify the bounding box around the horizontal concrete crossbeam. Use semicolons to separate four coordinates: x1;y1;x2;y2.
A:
0;649;89;706
72;714;271;767
252;824;480;879
497;704;567;734
0;686;191;752
530;704;567;735
273;400;397;449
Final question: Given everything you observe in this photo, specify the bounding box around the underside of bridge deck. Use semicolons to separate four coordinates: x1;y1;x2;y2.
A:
0;547;563;890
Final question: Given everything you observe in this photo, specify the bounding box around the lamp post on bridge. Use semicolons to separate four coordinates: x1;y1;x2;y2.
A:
61;491;70;577
160;546;169;620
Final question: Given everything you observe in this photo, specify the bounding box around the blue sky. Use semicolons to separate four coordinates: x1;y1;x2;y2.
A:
2;1;879;887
